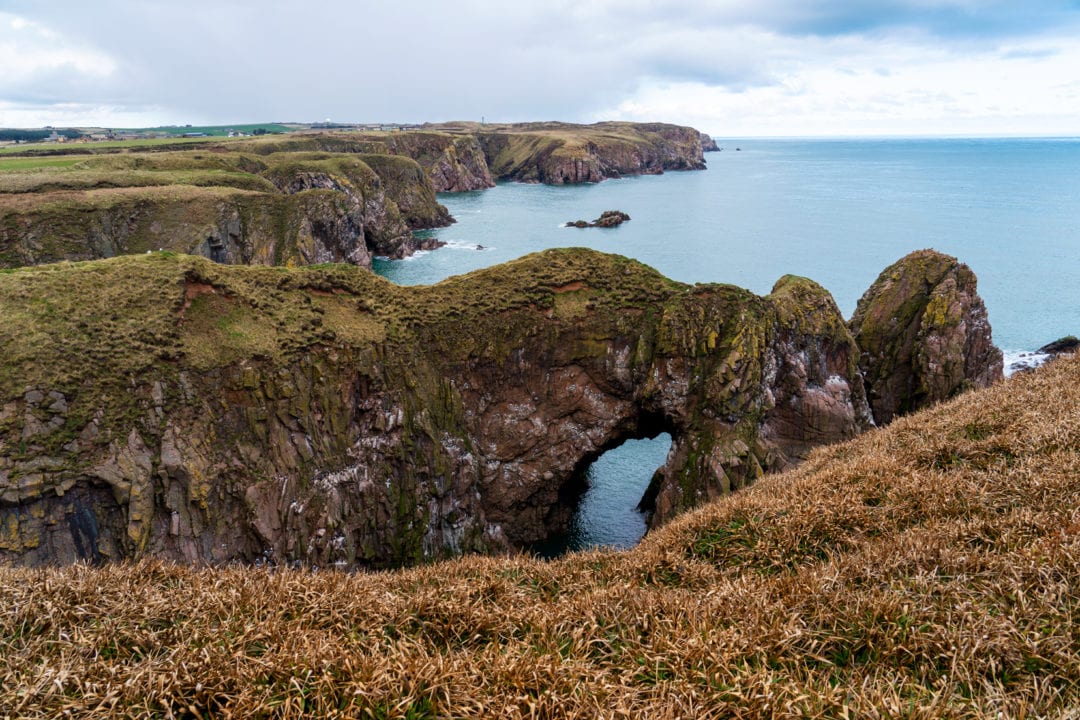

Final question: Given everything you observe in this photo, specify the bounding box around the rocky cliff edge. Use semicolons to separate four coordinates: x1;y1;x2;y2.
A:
0;248;873;568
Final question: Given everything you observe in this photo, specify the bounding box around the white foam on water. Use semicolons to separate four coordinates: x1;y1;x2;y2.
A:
1003;349;1050;377
444;240;491;251
397;249;432;262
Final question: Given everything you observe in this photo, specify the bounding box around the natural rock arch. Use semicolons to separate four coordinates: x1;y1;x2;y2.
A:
2;248;999;570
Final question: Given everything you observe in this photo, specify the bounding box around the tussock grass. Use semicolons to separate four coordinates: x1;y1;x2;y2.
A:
3;354;1079;717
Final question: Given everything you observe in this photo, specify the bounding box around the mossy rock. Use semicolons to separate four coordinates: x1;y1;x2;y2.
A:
849;249;1002;424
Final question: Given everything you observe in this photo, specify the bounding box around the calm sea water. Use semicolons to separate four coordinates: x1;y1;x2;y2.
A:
374;137;1080;553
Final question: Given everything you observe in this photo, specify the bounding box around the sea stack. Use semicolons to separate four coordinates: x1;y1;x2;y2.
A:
849;249;1003;425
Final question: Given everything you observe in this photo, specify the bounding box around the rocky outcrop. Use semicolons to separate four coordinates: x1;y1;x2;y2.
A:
0;249;870;568
362;132;495;193
849;249;1003;425
566;210;630;228
356;153;454;230
701;134;720;152
1010;335;1080;374
0;150;447;269
1038;336;1079;356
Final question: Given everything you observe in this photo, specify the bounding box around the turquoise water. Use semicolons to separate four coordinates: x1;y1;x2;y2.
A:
528;434;672;558
374;138;1080;552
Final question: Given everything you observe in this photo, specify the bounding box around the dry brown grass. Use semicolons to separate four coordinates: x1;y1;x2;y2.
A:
3;357;1079;718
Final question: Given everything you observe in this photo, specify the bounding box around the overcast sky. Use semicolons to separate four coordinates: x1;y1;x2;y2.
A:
2;0;1080;136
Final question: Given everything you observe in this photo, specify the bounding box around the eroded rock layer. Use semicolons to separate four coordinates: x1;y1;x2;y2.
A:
0;249;871;568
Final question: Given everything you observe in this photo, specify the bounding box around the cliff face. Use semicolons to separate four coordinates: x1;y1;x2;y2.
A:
0;150;444;270
227;137;457;228
355;153;454;230
850;250;1004;424
360;132;495;193
0;249;870;568
468;122;708;185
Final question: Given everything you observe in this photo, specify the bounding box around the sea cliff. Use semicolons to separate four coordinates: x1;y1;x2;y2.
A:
435;121;708;186
0;148;449;269
0;248;999;568
0;121;714;270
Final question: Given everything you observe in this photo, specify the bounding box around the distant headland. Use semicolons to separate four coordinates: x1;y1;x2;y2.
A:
0;121;713;270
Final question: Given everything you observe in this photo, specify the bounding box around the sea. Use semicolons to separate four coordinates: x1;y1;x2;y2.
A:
373;137;1080;554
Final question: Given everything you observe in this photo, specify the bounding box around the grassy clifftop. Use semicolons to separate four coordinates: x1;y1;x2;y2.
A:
0;248;681;461
0;248;677;394
1;348;1076;716
0;147;450;269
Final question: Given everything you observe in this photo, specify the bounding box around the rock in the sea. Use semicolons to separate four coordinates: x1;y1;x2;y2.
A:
594;210;630;227
849;249;1003;425
701;134;720;152
566;210;630;228
1038;336;1079;355
1009;335;1080;375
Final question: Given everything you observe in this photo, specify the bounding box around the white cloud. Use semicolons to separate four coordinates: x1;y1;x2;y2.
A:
1;2;1080;134
0;12;115;80
597;33;1080;136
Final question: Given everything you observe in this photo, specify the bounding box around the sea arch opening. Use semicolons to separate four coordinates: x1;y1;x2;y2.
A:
532;418;674;559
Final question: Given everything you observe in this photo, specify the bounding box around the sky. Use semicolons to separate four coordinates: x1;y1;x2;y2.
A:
2;0;1080;137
